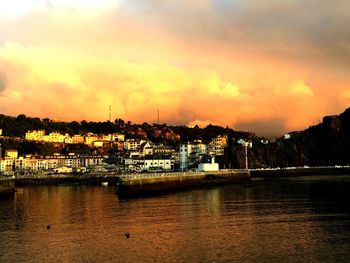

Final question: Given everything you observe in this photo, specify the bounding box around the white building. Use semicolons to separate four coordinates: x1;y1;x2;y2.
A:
142;157;173;171
123;139;145;151
198;157;219;172
179;142;207;170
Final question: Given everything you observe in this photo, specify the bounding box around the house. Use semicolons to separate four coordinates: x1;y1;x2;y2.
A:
54;166;73;173
123;139;145;151
141;156;173;171
5;149;18;159
0;158;14;172
25;130;45;141
113;133;125;142
72;135;84;144
140;142;153;156
85;133;99;145
208;135;228;156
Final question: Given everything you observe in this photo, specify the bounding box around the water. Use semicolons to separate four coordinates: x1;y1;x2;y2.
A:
1;175;350;263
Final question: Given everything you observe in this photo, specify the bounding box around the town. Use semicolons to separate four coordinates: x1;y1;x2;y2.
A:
0;127;230;175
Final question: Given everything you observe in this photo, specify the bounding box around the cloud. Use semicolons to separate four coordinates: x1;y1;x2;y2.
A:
0;72;7;92
0;1;350;136
235;118;286;138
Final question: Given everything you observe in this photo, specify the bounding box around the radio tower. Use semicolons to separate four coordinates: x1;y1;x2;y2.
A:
109;105;112;122
157;109;160;124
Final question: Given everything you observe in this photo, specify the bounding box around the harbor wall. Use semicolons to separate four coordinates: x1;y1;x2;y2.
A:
14;174;120;186
0;179;16;196
250;167;350;178
117;171;250;198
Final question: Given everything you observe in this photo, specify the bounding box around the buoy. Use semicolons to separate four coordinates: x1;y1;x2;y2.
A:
125;232;130;238
46;225;51;230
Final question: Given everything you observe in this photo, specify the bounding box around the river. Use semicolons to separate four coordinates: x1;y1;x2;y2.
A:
1;175;350;262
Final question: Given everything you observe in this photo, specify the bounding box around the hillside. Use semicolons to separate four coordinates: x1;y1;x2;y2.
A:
229;107;350;169
1;107;350;169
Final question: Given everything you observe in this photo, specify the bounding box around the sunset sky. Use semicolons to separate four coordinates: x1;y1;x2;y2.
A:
0;0;350;137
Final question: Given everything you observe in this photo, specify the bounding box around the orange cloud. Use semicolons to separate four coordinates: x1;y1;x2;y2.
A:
1;1;350;137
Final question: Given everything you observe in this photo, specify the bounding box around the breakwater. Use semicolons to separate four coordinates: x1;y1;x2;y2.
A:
14;174;120;186
0;178;16;196
117;170;250;198
250;167;350;178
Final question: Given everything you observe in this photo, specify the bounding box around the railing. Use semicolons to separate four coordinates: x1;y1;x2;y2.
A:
118;169;248;181
249;165;350;172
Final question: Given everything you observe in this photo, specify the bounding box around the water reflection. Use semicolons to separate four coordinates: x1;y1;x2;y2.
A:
1;176;350;262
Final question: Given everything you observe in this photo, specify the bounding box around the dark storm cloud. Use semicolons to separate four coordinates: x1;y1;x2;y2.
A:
235;118;287;138
126;0;350;68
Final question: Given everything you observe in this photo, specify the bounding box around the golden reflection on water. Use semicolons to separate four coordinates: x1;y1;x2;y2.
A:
1;177;350;262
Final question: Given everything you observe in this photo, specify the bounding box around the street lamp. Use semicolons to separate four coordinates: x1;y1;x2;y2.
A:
244;141;253;170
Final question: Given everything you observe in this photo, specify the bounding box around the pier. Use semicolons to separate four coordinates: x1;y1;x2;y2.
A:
117;169;250;198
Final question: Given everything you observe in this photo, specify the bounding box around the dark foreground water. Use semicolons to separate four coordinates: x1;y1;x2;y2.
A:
1;175;350;263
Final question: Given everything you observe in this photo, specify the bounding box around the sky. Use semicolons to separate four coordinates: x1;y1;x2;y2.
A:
0;0;350;137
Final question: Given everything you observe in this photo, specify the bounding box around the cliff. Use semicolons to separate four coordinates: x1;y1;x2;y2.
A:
223;107;350;169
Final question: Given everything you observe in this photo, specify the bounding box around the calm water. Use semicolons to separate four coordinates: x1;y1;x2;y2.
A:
1;176;350;263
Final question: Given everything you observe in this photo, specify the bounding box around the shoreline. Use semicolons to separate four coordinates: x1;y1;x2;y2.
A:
250;167;350;178
2;167;350;198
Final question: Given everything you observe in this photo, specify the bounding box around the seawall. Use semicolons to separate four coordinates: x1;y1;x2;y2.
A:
14;174;120;186
117;170;250;198
0;179;16;196
250;167;350;178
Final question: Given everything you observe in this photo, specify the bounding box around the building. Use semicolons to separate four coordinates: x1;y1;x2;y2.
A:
25;130;45;141
141;156;173;171
123;139;145;151
140;142;153;156
5;149;18;159
284;134;291;140
0;152;106;173
179;142;207;170
93;141;104;148
0;158;14;173
154;145;173;155
72;135;84;144
54;166;73;173
198;157;219;172
64;134;73;144
113;133;125;142
122;155;174;172
85;133;99;145
48;132;65;143
208;135;227;156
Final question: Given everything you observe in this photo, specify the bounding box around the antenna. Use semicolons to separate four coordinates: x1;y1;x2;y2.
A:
109;105;112;122
157;109;160;124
